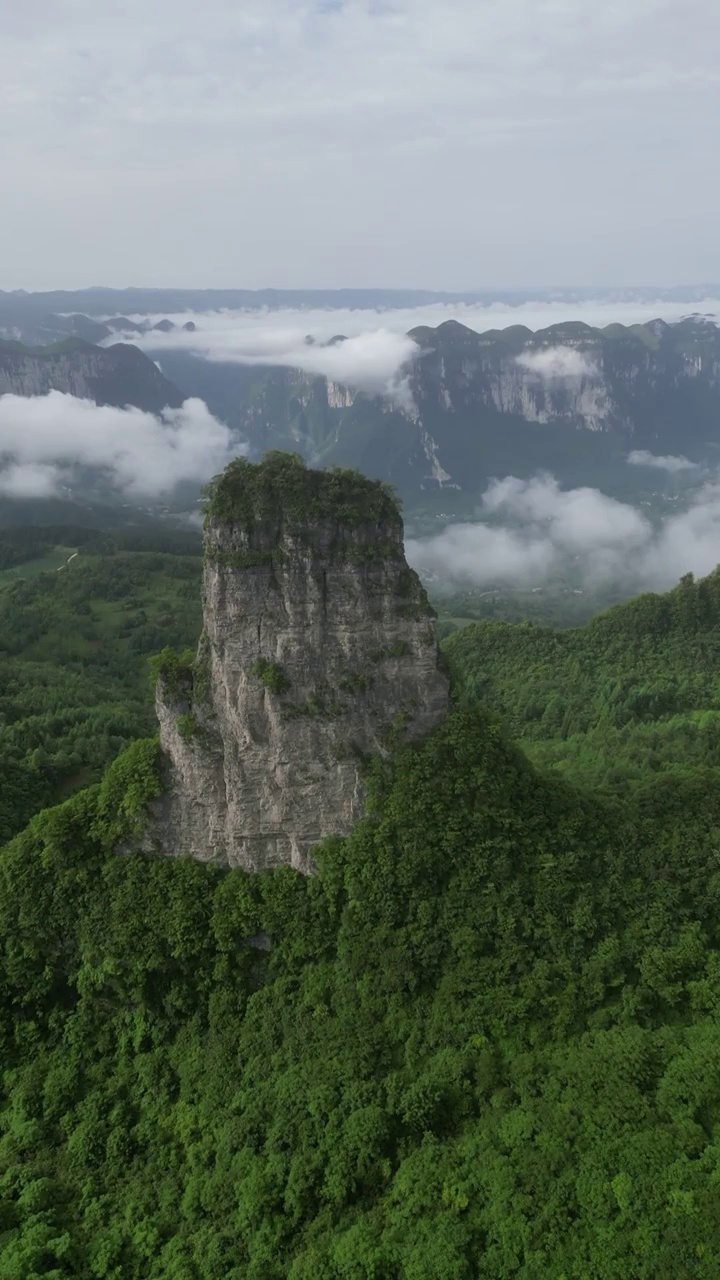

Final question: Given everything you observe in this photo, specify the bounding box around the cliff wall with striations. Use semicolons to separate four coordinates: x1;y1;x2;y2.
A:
151;453;449;872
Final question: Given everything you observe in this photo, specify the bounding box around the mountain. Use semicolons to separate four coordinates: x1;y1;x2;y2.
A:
0;530;203;843
445;567;720;791
0;337;184;413
1;283;719;320
151;454;448;872
4;473;720;1274
163;317;720;497
0;310;194;348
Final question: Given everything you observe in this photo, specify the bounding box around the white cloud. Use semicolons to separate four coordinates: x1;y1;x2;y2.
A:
109;301;720;397
627;449;698;473
407;521;557;585
483;473;647;550
120;323;420;402
515;346;596;379
0;461;64;498
0;392;244;498
406;472;720;592
117;298;720;347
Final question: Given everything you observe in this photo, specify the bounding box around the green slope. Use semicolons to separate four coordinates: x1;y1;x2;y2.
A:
0;542;202;844
444;568;720;791
2;708;720;1276
2;566;720;1274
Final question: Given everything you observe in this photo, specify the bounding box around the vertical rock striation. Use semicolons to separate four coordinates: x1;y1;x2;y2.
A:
152;453;449;873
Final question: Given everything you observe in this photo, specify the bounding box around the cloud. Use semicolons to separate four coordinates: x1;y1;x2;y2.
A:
121;323;420;403
0;392;244;498
119;299;720;350
3;0;719;290
0;461;65;498
627;449;699;473
483;474;647;550
406;472;720;593
515;346;596;379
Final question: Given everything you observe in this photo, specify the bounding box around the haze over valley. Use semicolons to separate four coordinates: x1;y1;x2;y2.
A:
3;285;720;609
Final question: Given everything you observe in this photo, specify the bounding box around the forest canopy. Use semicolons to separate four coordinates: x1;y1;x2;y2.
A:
2;540;720;1276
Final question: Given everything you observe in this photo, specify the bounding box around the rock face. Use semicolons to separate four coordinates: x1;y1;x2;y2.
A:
152;454;449;873
159;316;720;497
0;338;184;413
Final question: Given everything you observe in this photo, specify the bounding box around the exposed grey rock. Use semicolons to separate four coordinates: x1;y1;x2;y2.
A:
0;339;185;413
151;455;449;873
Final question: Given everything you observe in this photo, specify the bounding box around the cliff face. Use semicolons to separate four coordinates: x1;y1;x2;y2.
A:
177;317;720;497
0;339;184;413
152;454;449;873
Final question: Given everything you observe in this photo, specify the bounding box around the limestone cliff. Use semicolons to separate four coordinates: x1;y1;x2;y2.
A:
181;316;720;498
0;338;184;413
151;453;449;873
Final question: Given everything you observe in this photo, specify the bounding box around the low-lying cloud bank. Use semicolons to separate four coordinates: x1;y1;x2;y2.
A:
113;297;720;346
627;449;699;473
0;392;244;499
126;324;419;404
515;346;596;379
406;472;720;593
111;301;720;405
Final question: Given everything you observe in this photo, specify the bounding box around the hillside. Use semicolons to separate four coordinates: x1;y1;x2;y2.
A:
3;675;720;1275
2;471;720;1274
445;568;720;792
0;532;202;843
0;337;184;413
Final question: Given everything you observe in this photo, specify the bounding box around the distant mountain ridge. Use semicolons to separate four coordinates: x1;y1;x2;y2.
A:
4;309;720;516
0;337;184;414
2;283;719;319
159;315;720;496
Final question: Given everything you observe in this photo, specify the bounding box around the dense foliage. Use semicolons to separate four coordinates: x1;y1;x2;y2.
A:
3;705;720;1277
0;543;201;843
3;541;720;1275
445;568;720;792
204;453;402;535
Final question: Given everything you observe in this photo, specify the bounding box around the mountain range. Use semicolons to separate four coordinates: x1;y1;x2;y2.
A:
2;283;718;327
3;310;720;517
159;316;720;496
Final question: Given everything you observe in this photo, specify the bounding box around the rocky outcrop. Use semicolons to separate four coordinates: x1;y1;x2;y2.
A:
151;453;449;873
0;338;184;412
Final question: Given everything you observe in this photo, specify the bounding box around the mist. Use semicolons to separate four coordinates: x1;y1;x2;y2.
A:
515;347;597;379
627;450;699;473
113;296;720;345
0;392;244;498
123;324;420;403
406;473;720;594
107;297;720;403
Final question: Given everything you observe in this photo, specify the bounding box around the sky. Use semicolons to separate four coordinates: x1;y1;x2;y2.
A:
2;0;719;290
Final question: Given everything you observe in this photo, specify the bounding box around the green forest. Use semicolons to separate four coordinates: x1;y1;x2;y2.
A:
2;524;720;1277
0;531;202;845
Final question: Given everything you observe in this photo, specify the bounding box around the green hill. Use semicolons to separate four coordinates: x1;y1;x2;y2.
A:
0;533;202;843
2;560;720;1275
444;568;720;792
